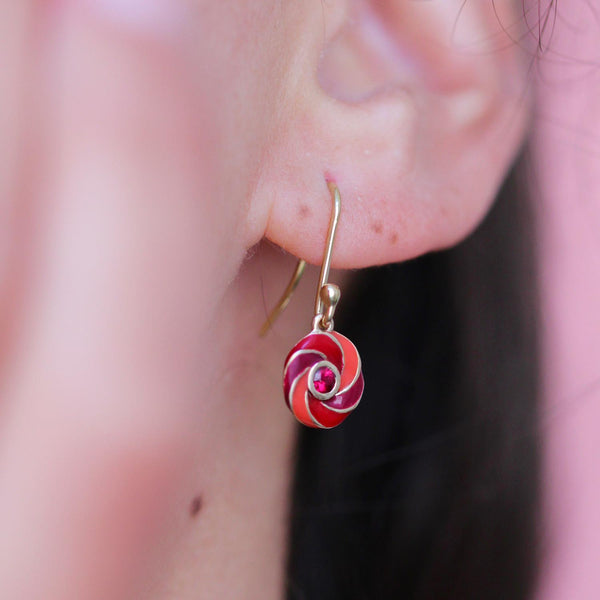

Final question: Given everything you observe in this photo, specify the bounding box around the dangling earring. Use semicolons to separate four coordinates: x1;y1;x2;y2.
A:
260;181;364;429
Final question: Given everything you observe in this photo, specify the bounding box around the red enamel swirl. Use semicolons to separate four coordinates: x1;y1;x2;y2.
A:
283;331;364;429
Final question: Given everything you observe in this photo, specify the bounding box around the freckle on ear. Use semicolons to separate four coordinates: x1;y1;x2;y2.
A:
298;205;310;219
389;232;398;245
371;222;383;235
189;495;203;518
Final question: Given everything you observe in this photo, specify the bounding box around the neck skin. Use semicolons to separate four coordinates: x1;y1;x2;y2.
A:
143;244;323;599
146;247;353;599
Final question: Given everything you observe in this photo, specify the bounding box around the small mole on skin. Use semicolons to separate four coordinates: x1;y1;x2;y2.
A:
371;222;383;235
190;496;203;518
298;205;310;219
390;232;398;245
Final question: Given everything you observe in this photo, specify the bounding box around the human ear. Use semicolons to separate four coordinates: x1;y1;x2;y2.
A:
249;0;530;268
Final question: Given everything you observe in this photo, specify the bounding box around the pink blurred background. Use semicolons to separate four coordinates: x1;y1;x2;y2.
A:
535;2;600;597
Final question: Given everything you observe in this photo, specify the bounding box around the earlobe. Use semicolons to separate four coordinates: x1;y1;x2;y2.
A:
251;0;529;269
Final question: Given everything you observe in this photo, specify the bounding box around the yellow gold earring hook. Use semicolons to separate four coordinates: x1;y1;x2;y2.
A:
259;181;341;337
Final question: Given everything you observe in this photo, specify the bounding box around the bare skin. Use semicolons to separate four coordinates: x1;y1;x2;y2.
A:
0;2;530;599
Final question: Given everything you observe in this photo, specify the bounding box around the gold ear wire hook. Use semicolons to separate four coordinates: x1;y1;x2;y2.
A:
259;181;341;337
259;259;306;337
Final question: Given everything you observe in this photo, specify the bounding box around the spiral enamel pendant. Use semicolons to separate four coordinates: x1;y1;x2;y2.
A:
283;329;364;429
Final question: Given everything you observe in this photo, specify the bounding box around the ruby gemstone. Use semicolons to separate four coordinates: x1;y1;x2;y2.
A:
313;366;337;395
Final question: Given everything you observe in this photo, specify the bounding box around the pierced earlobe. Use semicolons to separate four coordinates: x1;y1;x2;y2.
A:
262;182;365;429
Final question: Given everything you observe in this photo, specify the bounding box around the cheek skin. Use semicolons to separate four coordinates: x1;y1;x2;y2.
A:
0;4;303;599
186;1;316;246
